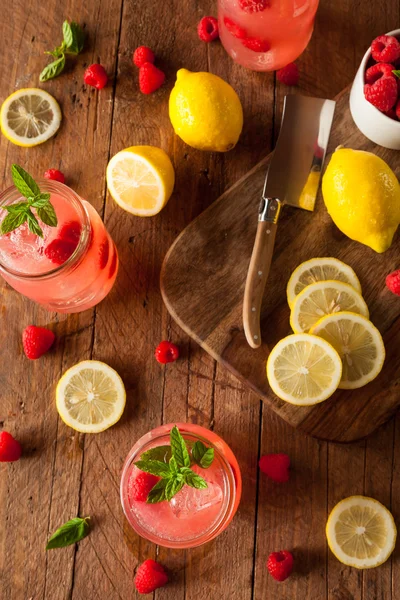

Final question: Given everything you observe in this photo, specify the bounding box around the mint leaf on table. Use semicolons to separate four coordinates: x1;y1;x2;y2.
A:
40;20;84;82
192;441;215;469
46;517;90;550
11;164;40;198
64;21;85;55
170;425;191;468
40;54;66;82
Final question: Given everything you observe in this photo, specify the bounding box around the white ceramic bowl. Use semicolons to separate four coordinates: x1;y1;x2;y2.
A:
350;28;400;149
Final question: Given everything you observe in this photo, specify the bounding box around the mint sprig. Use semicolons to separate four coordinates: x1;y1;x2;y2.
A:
40;20;85;82
393;70;400;80
0;164;58;237
135;426;215;504
46;516;90;550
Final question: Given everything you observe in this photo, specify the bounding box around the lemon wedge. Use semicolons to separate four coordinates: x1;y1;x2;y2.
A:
310;312;385;389
266;333;342;405
287;258;362;308
106;146;175;216
326;496;396;569
290;280;369;334
56;360;126;433
0;88;61;147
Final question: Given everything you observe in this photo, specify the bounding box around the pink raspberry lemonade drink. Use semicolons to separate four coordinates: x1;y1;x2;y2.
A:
120;424;242;549
218;0;319;71
0;166;118;313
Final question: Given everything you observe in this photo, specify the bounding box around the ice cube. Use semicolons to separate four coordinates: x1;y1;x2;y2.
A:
169;480;223;519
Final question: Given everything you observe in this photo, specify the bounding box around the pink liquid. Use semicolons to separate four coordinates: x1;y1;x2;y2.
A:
218;0;319;71
0;182;118;313
121;424;242;548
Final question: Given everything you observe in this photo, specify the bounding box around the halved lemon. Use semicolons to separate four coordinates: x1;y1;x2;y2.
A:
326;496;396;569
310;312;385;389
56;360;126;433
0;88;62;147
286;258;362;308
266;333;342;405
106;146;175;216
290;280;369;334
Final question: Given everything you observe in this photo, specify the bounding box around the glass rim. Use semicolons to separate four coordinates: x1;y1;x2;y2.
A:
120;425;237;549
0;180;91;280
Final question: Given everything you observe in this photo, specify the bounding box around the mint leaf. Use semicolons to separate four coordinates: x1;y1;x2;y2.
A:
5;201;30;213
11;165;40;198
66;22;85;54
62;21;74;48
169;456;179;474
26;210;43;237
170;426;190;468
46;517;90;550
36;202;58;227
392;70;400;79
0;211;28;235
165;477;185;501
146;479;168;504
184;471;208;490
40;54;66;82
140;445;172;463
135;459;171;477
192;441;215;469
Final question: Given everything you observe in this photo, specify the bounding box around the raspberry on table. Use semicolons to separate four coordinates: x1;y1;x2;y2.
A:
239;0;270;13
267;551;294;582
223;17;247;39
0;431;22;462
364;75;397;112
134;559;168;594
129;472;160;502
84;64;108;89
197;16;219;43
277;63;299;86
155;341;179;364
22;325;56;360
242;37;270;53
365;62;394;84
44;169;65;184
371;35;400;63
386;269;400;296
133;46;155;68
139;62;166;94
259;453;290;482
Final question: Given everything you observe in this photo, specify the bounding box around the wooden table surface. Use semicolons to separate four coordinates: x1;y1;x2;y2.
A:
1;1;400;599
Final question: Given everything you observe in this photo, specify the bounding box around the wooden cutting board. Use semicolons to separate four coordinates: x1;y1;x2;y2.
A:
161;87;400;443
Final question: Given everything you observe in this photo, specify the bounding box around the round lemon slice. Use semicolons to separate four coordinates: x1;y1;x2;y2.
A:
266;333;342;405
106;146;175;217
286;258;362;308
0;88;62;147
310;312;385;389
326;496;396;569
290;280;369;334
56;360;126;433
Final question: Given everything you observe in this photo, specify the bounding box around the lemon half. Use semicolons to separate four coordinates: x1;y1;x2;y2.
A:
326;496;396;569
1;88;61;147
56;360;126;433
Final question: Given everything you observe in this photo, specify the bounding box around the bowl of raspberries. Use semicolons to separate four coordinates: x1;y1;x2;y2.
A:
350;29;400;149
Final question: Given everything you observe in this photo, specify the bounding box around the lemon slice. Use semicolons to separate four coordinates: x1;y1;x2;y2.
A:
266;333;342;405
326;496;396;569
106;146;175;216
290;280;369;334
56;360;126;433
310;312;385;389
286;258;362;308
1;88;62;147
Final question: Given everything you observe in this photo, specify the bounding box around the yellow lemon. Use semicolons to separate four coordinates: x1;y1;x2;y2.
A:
169;69;243;152
322;148;400;253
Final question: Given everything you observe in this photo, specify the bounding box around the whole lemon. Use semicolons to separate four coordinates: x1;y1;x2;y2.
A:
169;69;243;152
322;148;400;253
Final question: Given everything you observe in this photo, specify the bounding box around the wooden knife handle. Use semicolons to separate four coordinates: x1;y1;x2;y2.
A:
243;221;278;348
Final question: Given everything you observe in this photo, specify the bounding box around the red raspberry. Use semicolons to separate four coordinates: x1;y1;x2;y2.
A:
223;17;247;39
44;169;65;184
267;551;294;582
59;221;81;244
259;453;290;483
365;63;395;84
386;269;400;296
22;325;55;360
0;431;22;462
396;99;400;120
242;37;270;53
371;35;400;63
139;63;165;94
155;341;179;364
108;245;118;279
277;62;299;86
129;472;160;502
134;559;168;594
239;0;270;13
133;46;155;68
99;238;110;269
197;16;219;43
364;76;397;112
45;239;76;265
84;64;108;90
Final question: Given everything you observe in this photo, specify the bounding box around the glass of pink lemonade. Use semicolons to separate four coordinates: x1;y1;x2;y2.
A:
218;0;319;71
120;423;242;549
0;180;118;313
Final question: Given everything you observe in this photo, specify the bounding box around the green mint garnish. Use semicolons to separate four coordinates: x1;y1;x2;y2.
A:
46;516;90;550
135;425;215;504
40;20;85;82
0;164;58;237
392;70;400;80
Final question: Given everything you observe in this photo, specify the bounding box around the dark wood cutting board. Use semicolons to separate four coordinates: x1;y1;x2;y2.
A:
161;87;400;443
